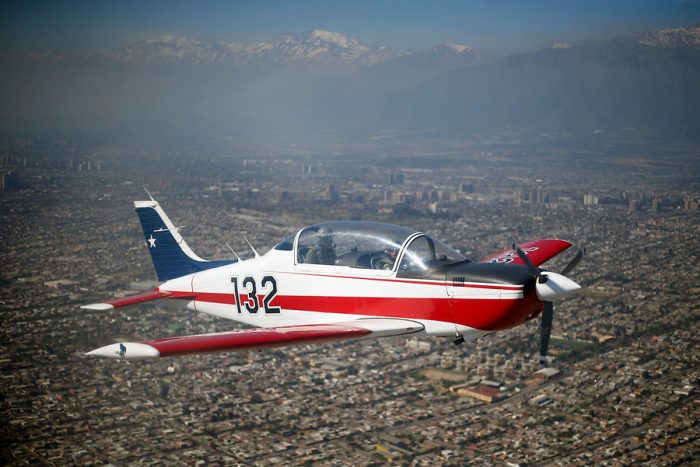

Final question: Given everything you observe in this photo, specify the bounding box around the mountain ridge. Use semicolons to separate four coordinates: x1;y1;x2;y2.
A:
1;29;486;67
5;25;700;67
2;25;699;140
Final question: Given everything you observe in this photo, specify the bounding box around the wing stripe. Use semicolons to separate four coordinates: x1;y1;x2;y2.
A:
147;324;371;357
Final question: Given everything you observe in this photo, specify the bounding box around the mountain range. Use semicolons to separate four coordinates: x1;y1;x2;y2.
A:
7;29;483;67
2;26;699;141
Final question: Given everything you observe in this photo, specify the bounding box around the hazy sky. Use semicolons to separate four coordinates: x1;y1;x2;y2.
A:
2;0;700;54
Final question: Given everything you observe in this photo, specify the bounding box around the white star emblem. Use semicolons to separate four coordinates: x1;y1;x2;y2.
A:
148;235;156;248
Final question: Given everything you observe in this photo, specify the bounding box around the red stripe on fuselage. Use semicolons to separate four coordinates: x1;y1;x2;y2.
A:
179;291;541;332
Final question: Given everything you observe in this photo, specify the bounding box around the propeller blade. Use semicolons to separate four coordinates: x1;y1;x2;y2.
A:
561;248;585;276
512;243;537;274
539;301;554;366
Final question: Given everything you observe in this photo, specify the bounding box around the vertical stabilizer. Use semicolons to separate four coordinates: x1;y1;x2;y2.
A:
134;200;234;281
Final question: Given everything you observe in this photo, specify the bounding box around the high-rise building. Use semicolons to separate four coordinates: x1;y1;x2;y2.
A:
583;194;599;206
628;199;640;213
460;183;474;193
651;197;660;213
388;172;404;185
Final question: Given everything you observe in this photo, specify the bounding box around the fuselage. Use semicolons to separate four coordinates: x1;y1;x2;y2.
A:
161;248;543;344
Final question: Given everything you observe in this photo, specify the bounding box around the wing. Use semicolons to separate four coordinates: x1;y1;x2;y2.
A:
85;318;424;361
80;288;186;310
480;239;572;267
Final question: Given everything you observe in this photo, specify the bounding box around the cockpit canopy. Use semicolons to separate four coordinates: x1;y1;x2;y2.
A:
275;220;467;272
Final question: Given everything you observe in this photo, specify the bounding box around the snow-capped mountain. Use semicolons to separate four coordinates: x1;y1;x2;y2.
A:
96;35;251;65
428;43;483;56
8;25;700;68
92;29;404;66
266;29;401;65
362;41;492;90
2;28;493;68
629;25;700;49
389;24;700;138
410;43;490;64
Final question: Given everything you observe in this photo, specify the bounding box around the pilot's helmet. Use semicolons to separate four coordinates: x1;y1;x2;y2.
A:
385;247;399;258
317;226;334;247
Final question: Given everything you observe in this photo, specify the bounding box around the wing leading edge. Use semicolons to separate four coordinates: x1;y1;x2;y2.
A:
85;318;425;361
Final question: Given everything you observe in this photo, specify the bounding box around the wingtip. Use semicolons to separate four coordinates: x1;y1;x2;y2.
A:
85;343;160;360
134;200;159;209
81;303;115;311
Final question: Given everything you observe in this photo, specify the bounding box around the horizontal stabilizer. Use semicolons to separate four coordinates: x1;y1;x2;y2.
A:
85;318;424;360
480;239;572;267
81;289;174;311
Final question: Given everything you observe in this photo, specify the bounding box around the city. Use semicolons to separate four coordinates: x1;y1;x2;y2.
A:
1;134;698;464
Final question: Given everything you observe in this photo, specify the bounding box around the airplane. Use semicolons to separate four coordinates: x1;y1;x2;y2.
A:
83;195;583;364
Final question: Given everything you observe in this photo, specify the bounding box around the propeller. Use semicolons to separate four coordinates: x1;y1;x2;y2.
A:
561;248;585;276
539;302;553;366
512;244;584;366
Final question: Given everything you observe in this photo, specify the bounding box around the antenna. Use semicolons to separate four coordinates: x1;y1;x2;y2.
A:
225;242;242;261
242;234;260;258
143;185;156;202
153;226;185;233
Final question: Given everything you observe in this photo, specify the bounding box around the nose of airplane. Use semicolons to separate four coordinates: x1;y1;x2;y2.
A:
535;271;581;301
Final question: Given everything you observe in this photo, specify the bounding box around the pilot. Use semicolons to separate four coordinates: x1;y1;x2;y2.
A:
304;226;337;265
385;248;399;269
377;247;399;270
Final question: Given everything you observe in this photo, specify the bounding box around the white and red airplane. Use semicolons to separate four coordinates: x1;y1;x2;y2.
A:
84;196;583;364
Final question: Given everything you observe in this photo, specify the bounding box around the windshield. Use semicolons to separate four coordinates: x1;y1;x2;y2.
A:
273;233;295;251
398;234;467;273
296;221;416;270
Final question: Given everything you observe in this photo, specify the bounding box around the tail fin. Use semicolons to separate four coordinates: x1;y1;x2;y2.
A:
134;200;235;281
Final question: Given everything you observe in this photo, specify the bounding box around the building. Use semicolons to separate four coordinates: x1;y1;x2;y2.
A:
583;194;599;206
628;199;640;213
651;197;660;213
389;172;404;185
0;170;20;190
450;384;503;403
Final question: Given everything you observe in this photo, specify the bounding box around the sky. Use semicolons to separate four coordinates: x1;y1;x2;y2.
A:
1;0;700;54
